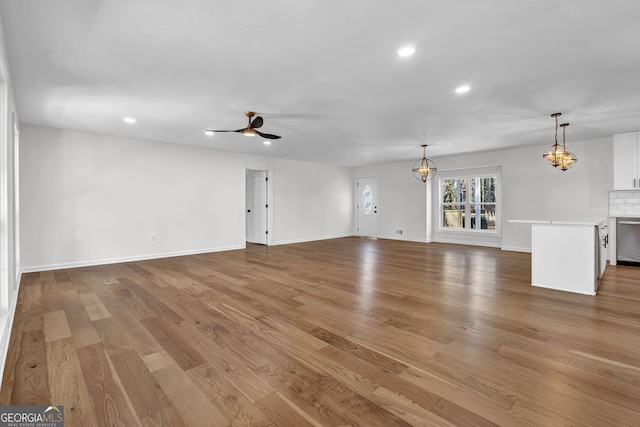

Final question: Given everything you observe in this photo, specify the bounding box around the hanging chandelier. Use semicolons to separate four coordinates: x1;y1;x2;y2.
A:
412;144;437;182
542;112;577;170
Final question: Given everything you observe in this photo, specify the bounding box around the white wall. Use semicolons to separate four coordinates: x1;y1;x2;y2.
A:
353;161;427;242
20;125;353;270
353;137;613;251
271;159;353;245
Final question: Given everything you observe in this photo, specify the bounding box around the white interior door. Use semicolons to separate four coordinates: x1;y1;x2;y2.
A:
246;170;268;244
357;176;378;237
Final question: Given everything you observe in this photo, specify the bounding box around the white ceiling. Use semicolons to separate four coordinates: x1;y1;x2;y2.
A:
1;0;640;167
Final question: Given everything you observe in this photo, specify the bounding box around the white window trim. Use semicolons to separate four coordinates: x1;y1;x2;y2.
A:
437;166;502;236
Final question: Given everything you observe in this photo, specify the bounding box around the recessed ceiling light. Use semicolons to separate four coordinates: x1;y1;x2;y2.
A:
398;46;416;57
123;117;137;124
263;140;271;145
204;130;214;136
455;85;471;94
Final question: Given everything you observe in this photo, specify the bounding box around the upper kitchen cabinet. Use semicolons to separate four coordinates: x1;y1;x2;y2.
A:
613;131;640;190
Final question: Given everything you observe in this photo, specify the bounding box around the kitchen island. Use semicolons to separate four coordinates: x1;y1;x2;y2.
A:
509;218;607;295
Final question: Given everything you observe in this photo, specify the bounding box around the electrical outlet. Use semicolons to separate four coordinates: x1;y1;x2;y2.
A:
394;229;403;235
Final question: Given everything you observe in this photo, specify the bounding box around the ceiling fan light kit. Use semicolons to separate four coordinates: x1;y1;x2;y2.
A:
542;112;577;171
412;144;437;183
205;111;281;140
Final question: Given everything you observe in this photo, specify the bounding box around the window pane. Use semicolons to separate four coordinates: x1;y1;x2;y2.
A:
362;185;373;215
442;179;466;203
472;177;496;203
471;204;496;230
443;205;465;228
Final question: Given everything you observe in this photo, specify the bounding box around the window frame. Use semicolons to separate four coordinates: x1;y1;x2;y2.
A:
438;168;501;235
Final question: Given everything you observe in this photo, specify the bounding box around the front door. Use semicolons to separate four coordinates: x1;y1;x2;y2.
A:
357;176;378;237
246;170;268;244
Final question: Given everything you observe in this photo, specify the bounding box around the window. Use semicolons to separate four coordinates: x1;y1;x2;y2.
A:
362;185;373;215
439;170;500;233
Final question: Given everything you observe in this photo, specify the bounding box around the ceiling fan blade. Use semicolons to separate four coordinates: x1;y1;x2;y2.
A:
256;130;281;139
205;129;244;133
251;116;264;129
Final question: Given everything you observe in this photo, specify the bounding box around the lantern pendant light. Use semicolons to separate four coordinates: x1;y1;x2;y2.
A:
542;112;577;170
558;123;577;171
412;144;437;182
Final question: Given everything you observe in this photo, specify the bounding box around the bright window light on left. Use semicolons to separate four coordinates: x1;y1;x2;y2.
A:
123;117;136;124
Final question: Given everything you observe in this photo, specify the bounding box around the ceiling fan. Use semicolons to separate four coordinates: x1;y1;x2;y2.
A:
205;111;281;139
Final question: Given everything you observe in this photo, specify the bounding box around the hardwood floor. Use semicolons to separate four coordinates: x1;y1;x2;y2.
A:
1;237;639;426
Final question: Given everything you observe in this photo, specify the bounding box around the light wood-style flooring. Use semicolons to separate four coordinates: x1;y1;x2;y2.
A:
1;237;639;426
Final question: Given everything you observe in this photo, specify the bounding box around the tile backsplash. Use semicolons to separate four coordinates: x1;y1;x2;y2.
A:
609;190;640;217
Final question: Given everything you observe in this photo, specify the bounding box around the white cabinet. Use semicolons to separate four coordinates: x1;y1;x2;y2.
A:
613;132;640;190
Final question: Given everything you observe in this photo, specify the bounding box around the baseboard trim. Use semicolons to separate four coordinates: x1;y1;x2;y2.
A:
21;236;359;272
272;234;352;246
433;237;502;248
501;245;532;253
20;245;245;273
532;282;595;296
377;234;428;243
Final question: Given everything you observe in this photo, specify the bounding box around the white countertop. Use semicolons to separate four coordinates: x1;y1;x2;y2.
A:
509;218;607;226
